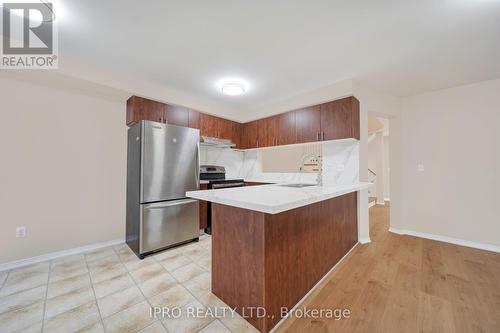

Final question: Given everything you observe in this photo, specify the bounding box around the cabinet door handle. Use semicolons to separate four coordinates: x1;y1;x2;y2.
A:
322;132;325;140
317;132;320;141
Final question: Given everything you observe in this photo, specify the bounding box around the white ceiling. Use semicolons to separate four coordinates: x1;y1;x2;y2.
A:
59;0;500;114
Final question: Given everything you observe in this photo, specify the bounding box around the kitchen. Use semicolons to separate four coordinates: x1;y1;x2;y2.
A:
1;1;500;333
124;95;368;332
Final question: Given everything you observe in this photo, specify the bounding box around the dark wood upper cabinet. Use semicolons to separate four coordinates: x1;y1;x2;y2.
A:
188;110;200;129
199;113;218;138
218;118;234;141
241;121;259;149
127;95;360;148
258;116;279;147
164;105;189;127
351;97;360;140
200;114;239;146
126;96;166;125
126;96;189;127
295;106;321;143
232;122;242;149
320;96;360;141
277;111;296;146
257;112;295;147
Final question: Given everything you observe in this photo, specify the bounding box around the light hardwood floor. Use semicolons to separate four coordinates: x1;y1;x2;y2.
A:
277;203;500;333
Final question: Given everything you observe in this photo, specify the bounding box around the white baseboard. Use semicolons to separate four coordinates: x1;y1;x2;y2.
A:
384;198;390;202
389;227;500;253
368;201;376;208
0;238;125;272
376;201;385;205
358;237;371;244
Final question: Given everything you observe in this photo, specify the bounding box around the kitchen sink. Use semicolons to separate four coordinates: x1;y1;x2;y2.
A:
278;183;316;188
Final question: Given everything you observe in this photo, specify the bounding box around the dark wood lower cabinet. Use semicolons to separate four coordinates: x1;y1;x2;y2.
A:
212;192;358;332
198;183;208;229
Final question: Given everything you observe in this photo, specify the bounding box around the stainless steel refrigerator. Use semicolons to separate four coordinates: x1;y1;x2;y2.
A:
126;120;200;259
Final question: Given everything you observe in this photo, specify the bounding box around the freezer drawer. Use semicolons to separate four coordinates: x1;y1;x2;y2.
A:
140;199;199;254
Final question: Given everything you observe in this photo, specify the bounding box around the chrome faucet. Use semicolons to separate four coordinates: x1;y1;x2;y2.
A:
299;153;323;186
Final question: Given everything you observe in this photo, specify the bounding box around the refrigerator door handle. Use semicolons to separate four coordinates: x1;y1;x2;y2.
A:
145;199;198;209
196;142;200;188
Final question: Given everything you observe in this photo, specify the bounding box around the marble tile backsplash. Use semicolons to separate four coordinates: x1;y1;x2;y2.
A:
199;146;244;179
200;140;359;185
322;140;359;185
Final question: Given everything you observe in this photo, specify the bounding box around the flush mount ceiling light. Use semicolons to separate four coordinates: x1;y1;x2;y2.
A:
216;78;250;97
221;82;246;96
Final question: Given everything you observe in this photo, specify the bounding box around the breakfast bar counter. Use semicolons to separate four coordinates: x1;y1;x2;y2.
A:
186;182;371;214
186;183;371;332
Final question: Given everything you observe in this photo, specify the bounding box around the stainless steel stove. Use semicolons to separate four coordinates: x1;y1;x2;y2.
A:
199;165;244;234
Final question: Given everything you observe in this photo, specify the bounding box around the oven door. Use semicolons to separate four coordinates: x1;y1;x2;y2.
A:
206;181;245;234
210;182;245;189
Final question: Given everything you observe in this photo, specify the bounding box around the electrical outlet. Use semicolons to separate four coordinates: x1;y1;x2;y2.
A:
16;227;26;238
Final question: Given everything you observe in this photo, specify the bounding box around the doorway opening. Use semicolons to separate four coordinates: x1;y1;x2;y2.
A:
367;114;390;208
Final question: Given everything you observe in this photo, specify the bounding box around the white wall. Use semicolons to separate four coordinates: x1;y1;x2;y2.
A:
394;78;500;248
368;133;390;199
382;136;390;199
0;76;127;264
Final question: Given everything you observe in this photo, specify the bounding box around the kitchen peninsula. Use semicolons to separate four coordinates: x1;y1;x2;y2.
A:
186;182;370;332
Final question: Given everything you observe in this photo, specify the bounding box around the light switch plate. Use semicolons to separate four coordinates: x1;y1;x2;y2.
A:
418;164;425;172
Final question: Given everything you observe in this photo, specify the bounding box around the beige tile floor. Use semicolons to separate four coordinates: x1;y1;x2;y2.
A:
0;234;259;333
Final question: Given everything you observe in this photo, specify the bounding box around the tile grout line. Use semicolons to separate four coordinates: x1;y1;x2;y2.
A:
119;247;169;333
0;270;11;290
84;252;108;332
141;242;213;332
0;266;49;330
194;238;236;333
150;243;217;333
40;262;51;333
0;240;211;333
190;243;234;333
194;239;248;333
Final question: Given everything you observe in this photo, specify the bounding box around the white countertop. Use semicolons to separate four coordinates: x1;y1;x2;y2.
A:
199;179;314;185
187;182;372;214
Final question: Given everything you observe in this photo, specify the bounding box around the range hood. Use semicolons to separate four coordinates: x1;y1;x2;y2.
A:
200;136;236;148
